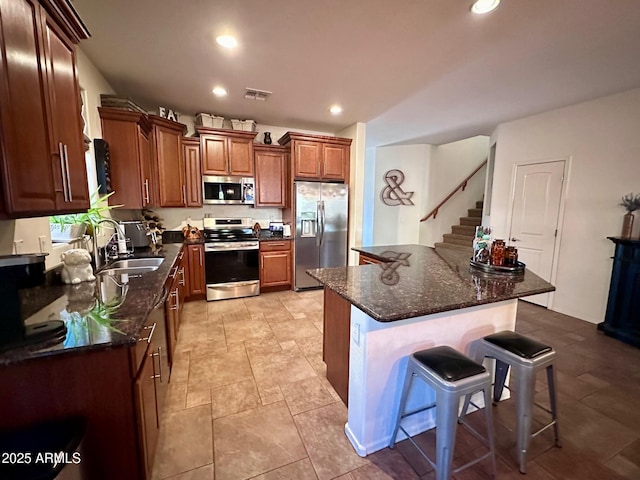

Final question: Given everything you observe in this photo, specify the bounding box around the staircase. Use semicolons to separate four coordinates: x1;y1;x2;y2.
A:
433;200;483;253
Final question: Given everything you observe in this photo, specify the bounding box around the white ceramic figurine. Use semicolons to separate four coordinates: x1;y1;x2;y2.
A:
61;248;95;284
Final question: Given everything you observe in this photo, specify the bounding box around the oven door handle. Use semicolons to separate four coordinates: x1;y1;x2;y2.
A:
207;281;258;289
205;245;258;252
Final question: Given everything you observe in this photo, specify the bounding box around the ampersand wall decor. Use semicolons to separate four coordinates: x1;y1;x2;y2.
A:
380;169;414;206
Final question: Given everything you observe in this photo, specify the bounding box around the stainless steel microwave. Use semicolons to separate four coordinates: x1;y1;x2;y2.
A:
202;175;254;205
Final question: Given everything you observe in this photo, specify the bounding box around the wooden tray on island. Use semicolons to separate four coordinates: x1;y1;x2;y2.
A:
469;259;526;275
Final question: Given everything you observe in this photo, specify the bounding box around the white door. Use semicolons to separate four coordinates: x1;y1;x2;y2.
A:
509;160;565;307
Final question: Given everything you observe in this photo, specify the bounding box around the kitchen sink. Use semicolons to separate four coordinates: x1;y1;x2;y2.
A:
108;258;164;269
99;266;159;276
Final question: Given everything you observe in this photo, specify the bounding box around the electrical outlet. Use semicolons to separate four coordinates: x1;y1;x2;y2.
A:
13;239;24;254
352;322;360;346
38;235;48;253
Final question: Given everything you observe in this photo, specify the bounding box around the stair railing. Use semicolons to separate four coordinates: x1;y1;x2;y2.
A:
420;159;488;222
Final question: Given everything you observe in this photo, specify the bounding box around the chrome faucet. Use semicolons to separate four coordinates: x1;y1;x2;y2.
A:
93;218;127;271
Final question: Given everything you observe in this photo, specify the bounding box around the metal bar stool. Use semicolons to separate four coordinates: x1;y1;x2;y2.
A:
462;330;561;473
389;346;497;480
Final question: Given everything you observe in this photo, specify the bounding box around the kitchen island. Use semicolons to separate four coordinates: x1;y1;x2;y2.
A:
306;244;554;457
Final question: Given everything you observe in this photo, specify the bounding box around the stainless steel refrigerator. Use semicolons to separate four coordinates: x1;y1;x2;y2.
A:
294;181;349;290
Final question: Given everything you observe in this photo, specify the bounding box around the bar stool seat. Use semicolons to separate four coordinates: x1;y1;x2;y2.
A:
463;331;561;473
390;346;496;480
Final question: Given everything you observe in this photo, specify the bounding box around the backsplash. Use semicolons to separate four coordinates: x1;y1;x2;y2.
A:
112;206;283;232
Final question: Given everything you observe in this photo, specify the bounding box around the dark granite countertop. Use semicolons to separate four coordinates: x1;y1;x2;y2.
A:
307;244;555;322
0;244;183;366
258;232;292;242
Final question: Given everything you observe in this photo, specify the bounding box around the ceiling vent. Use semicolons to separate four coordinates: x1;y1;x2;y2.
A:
244;88;272;101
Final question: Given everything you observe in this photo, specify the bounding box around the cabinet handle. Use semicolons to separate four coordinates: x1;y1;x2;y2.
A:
63;144;72;201
157;346;163;381
138;322;156;343
178;268;185;286
170;266;178;278
58;143;69;202
261;256;264;270
170;290;179;310
199;248;203;267
269;243;286;247
175;287;180;311
182;184;187;204
144;179;150;204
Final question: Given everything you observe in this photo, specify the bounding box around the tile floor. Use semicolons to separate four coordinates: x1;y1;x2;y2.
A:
151;291;640;480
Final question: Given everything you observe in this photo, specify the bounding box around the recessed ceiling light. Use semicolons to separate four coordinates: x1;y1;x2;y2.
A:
471;0;500;14
216;35;238;49
329;105;342;115
212;87;228;97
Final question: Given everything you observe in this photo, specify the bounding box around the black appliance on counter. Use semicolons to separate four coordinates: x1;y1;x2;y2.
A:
202;217;259;301
0;254;66;352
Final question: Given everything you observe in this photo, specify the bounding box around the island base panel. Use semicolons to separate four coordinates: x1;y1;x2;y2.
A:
323;287;351;405
346;300;518;456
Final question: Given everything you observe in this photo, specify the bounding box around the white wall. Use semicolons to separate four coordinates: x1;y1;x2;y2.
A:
488;88;640;324
420;136;489;247
339;122;367;266
372;145;430;245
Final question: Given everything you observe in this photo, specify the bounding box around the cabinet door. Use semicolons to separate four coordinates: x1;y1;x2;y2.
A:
177;251;187;313
43;14;90;210
100;112;145;208
255;149;286;207
164;290;178;365
228;137;254;176
155;126;185;207
260;250;292;287
134;353;159;480
321;144;348;181
201;135;228;175
0;0;57;214
293;141;321;179
187;244;205;296
359;253;382;265
183;139;202;207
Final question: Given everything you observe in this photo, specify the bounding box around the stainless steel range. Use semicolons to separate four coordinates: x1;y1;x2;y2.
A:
203;217;259;301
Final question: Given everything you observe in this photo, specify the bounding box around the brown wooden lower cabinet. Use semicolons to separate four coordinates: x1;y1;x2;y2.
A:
323;287;352;406
0;292;174;480
358;252;383;265
134;350;159;479
186;244;205;298
259;240;292;290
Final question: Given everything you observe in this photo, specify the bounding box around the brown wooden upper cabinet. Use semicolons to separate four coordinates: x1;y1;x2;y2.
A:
254;145;288;208
278;132;351;182
0;0;90;217
196;127;257;176
181;137;202;207
149;115;187;208
99;108;155;209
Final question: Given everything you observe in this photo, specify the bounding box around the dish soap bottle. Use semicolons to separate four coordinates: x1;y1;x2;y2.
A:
218;185;224;200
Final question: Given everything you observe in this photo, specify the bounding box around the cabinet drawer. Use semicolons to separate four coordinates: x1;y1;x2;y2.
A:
130;321;156;376
259;240;291;252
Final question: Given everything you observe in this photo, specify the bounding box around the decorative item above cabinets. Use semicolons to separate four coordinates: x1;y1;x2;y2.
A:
0;0;90;218
278;132;351;183
196;127;257;177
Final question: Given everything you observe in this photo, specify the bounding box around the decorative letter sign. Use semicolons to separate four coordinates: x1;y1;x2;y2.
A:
158;106;179;122
380;169;414;206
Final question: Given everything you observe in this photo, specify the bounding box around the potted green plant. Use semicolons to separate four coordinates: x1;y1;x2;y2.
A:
50;189;122;241
619;192;640;239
